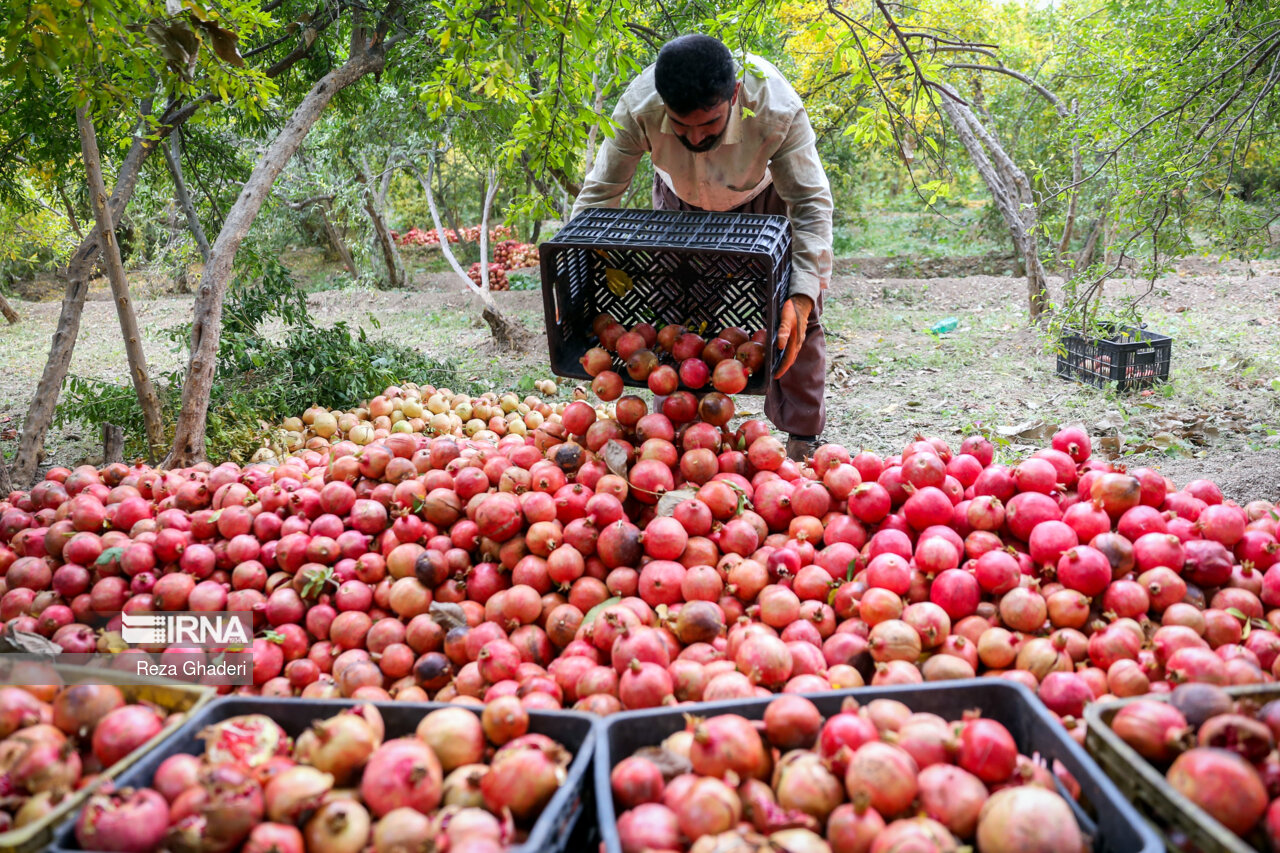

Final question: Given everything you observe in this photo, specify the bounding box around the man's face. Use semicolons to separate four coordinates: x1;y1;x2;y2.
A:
666;84;739;152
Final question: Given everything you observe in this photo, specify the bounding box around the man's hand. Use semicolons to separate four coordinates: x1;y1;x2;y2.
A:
774;294;813;379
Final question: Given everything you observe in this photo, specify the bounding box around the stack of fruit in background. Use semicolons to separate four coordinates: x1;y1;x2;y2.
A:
392;225;515;247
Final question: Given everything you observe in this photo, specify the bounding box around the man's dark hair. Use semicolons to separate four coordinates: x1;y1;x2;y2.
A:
655;35;736;115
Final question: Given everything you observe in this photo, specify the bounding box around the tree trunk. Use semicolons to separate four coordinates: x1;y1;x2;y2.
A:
377;154;394;206
10;18;334;487
413;158;533;350
11;102;169;487
582;70;605;179
76;105;167;461
414;159;477;284
1057;98;1082;261
166;48;387;468
0;292;17;324
1104;215;1116;268
1076;217;1103;274
163;132;212;264
936;88;1048;320
102;424;124;465
321;206;358;276
0;449;11;495
477;170;497;293
356;152;406;288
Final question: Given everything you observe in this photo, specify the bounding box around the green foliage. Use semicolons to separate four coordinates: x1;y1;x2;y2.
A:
507;270;541;291
55;251;458;462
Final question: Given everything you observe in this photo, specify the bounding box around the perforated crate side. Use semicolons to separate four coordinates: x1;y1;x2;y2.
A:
541;209;791;396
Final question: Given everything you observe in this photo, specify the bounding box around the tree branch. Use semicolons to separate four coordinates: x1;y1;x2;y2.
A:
943;63;1068;116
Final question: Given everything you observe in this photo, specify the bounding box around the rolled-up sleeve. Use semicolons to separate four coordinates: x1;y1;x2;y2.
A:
769;108;833;301
571;95;647;219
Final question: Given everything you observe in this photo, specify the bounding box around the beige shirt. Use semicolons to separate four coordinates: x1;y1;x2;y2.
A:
571;54;833;301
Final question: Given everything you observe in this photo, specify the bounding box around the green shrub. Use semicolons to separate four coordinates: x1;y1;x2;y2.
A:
56;252;459;463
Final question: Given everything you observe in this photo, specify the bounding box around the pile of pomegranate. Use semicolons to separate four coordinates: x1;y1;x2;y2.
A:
581;316;768;397
392;224;515;247
609;694;1086;853
467;263;510;292
1;371;1279;730
74;702;570;853
1110;683;1280;846
0;682;181;833
492;240;540;270
271;386;571;458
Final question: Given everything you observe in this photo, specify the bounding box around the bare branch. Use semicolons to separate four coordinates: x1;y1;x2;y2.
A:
943;63;1068;116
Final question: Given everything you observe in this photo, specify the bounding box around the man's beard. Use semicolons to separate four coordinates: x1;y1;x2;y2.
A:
676;130;724;153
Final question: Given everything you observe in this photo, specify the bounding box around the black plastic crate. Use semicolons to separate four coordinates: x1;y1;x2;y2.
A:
50;696;597;853
540;208;791;395
594;679;1160;853
1085;684;1280;853
1056;323;1172;391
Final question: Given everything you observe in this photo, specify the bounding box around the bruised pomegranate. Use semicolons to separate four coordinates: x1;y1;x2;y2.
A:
76;787;170;853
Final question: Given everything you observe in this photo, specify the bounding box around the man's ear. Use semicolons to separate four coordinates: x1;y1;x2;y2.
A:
732;81;741;104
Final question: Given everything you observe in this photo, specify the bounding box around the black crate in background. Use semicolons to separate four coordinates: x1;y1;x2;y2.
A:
540;209;792;396
1056;323;1172;391
594;680;1161;853
50;697;597;853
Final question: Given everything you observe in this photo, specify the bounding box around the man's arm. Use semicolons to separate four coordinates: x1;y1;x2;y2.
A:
769;107;834;302
570;96;648;219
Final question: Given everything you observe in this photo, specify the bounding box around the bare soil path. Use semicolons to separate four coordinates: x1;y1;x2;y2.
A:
3;253;1278;501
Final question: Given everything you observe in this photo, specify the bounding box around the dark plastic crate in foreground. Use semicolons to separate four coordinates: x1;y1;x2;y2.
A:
595;680;1160;853
51;696;597;853
1086;684;1280;853
1056;322;1172;391
541;209;791;395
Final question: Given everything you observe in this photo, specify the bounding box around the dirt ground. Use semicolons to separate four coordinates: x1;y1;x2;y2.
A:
2;252;1279;502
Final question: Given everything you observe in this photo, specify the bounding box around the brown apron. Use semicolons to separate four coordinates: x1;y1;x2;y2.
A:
652;178;827;437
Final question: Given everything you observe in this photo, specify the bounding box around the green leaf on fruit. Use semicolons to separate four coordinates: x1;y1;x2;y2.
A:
96;547;124;566
262;630;285;644
583;596;621;627
302;567;334;599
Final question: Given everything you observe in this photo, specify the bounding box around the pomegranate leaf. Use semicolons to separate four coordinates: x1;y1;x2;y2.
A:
0;625;61;656
262;630;285;644
301;566;334;599
602;440;629;478
193;18;245;67
96;546;124;566
723;480;751;516
428;602;467;631
656;489;698;518
1227;607;1249;623
582;596;621;627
